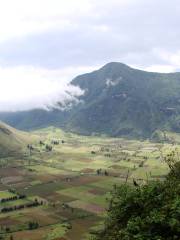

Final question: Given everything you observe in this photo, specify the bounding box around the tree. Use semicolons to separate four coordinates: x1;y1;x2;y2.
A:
28;221;39;230
104;170;109;176
92;154;180;240
45;145;52;152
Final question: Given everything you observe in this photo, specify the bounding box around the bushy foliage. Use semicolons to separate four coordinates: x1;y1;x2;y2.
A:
92;163;180;240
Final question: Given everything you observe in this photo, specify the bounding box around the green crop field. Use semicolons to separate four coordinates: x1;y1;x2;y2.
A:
0;127;177;240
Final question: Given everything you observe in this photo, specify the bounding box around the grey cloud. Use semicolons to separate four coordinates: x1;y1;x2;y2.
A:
0;0;180;111
0;0;179;69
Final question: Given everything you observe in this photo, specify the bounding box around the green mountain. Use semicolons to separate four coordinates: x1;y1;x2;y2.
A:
0;109;67;131
67;62;180;138
1;62;180;138
0;121;36;157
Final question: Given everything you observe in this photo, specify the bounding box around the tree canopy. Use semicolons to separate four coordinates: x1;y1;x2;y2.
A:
92;161;180;240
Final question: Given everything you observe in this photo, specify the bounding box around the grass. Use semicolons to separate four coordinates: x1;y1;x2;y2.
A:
0;199;30;207
0;121;38;158
45;223;68;240
27;165;70;175
0;126;177;239
89;177;124;190
0;191;16;199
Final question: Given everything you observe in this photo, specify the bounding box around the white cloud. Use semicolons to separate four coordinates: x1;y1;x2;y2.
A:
144;65;177;73
0;65;96;111
143;49;180;72
0;0;179;111
0;0;141;43
0;0;93;42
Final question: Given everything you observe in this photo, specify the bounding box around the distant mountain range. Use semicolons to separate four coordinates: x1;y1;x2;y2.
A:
1;62;180;139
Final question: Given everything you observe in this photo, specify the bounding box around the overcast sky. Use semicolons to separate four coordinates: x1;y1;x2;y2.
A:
0;0;180;111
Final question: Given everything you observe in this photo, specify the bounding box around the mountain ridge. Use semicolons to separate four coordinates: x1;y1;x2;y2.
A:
0;121;37;157
1;62;180;139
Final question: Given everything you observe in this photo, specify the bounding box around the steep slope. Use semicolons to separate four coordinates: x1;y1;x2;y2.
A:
0;109;67;131
66;62;180;138
1;62;180;138
0;121;36;157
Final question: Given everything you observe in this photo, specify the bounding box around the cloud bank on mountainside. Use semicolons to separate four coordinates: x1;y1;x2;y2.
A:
0;66;86;111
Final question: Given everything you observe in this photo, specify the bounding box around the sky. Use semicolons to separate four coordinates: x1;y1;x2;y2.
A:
0;0;180;111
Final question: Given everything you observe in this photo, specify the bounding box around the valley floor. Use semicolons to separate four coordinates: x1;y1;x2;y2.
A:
0;127;174;240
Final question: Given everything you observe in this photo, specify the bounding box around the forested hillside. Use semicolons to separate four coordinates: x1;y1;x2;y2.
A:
1;63;180;139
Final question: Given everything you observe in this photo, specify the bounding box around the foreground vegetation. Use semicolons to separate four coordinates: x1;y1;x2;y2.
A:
93;159;180;240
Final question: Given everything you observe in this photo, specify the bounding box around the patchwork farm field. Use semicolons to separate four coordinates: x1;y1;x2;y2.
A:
0;127;176;239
